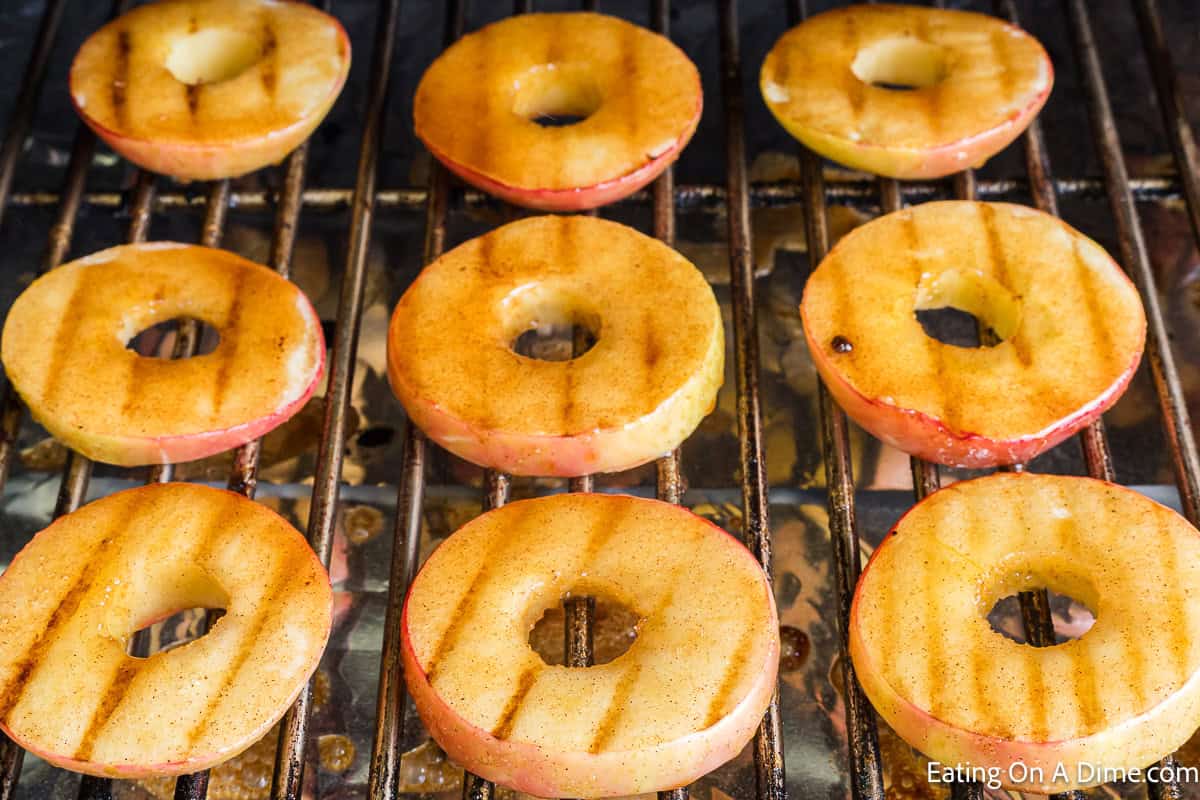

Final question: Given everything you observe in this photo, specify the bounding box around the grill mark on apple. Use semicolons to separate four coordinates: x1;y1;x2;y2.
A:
490;666;538;740
840;16;864;120
556;220;578;434
0;498;139;724
579;500;630;568
703;624;754;728
40;267;95;407
904;214;954;431
112;29;131;132
920;509;946;719
467;25;494;177
1158;520;1190;681
619;22;640;156
1070;238;1118;378
211;268;248;416
423;506;532;682
1022;647;1049;741
73;660;142;761
913;16;941;141
990;29;1014;106
183;551;307;748
185;17;201;117
260;19;278;98
978;204;1029;365
1048;499;1105;731
588;662;643;753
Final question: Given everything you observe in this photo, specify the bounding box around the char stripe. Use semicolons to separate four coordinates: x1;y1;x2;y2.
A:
40;267;95;407
73;661;142;761
260;20;277;97
978;204;1030;365
423;506;531;682
211;269;248;416
0;499;140;723
186;84;201;117
112;30;130;132
588;663;643;754
703;625;754;728
906;214;953;431
183;551;305;748
491;668;538;740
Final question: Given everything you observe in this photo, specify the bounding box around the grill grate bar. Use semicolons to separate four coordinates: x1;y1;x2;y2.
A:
787;2;885;798
268;0;402;797
365;0;463;794
0;0;67;232
718;2;786;798
1133;0;1200;248
2;175;1185;214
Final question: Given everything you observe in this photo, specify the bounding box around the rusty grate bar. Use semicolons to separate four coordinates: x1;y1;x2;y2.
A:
269;0;402;797
364;0;463;794
717;2;786;798
0;0;67;231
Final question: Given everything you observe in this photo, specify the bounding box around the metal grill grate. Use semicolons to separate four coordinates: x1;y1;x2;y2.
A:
0;1;1196;800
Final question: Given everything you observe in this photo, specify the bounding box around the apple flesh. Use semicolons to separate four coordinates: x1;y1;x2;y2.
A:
760;5;1053;180
388;215;723;477
0;482;332;777
0;242;325;467
69;0;350;181
401;493;779;797
850;473;1200;793
414;12;702;211
800;201;1146;468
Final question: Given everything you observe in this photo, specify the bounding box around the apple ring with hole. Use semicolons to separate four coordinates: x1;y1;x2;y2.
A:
387;215;723;477
760;5;1052;180
414;12;701;211
800;201;1145;468
851;472;1200;793
0;242;325;467
402;492;779;797
0;482;332;778
69;0;350;181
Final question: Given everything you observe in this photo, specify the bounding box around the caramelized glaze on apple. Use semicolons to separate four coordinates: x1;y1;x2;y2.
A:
851;473;1200;793
801;201;1145;467
0;243;325;466
761;5;1052;179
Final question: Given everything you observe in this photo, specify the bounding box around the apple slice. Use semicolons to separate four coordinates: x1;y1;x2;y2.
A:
0;242;325;467
851;472;1200;793
387;215;723;477
402;493;779;798
414;12;701;211
800;201;1145;468
761;5;1052;179
69;0;350;181
0;482;332;778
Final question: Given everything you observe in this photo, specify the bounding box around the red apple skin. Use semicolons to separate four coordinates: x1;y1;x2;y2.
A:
784;81;1051;181
802;316;1140;468
848;475;1200;793
68;6;350;181
400;497;780;797
420;100;699;212
31;365;323;467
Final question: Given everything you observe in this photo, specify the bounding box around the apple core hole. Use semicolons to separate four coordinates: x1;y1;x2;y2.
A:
128;606;226;658
165;28;264;86
126;317;220;359
914;269;1020;349
528;593;641;667
512;64;603;128
503;285;601;362
852;37;948;90
988;589;1096;645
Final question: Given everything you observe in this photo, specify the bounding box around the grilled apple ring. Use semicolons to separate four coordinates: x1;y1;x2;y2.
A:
800;201;1145;468
69;0;350;180
761;5;1052;179
402;493;779;797
0;483;332;778
414;12;702;211
387;215;723;477
0;242;325;467
850;473;1200;793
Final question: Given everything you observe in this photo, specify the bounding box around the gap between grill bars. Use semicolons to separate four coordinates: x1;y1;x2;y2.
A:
0;1;1199;800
